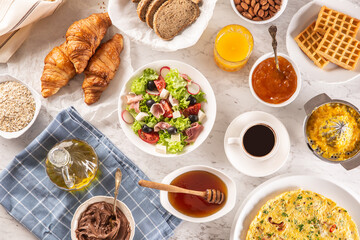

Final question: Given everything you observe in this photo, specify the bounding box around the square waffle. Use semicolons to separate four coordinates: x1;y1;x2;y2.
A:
316;27;360;70
315;6;360;37
295;21;329;69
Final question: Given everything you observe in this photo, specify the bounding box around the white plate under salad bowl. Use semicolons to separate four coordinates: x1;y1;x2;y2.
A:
118;60;216;157
286;0;360;84
224;111;290;177
230;174;360;240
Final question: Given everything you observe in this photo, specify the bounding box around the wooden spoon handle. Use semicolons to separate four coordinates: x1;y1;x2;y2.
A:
138;180;205;197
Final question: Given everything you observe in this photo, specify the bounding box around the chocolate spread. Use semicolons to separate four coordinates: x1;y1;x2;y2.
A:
76;201;131;240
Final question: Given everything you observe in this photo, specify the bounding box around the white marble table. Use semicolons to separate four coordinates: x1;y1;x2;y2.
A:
1;0;360;239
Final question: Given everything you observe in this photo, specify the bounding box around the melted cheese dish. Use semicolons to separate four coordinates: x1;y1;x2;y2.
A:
306;103;360;161
246;190;359;240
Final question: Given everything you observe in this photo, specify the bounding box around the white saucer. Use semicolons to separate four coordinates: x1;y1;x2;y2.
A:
224;111;290;177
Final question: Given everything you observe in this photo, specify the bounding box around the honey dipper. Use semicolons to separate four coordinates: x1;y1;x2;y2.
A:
138;180;225;204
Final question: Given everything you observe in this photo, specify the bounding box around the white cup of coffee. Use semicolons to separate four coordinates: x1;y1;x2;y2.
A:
227;121;279;161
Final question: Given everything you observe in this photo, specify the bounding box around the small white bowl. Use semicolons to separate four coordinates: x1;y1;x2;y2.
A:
71;196;135;240
118;60;217;157
0;75;41;139
230;0;288;24
160;165;236;223
249;52;302;107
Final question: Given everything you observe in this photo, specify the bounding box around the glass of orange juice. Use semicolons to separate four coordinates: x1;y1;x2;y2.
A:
214;25;254;72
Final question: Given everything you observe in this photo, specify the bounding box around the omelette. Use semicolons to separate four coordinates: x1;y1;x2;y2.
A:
246;189;359;240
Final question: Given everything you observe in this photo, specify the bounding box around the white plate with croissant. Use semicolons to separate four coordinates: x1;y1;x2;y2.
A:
108;0;217;52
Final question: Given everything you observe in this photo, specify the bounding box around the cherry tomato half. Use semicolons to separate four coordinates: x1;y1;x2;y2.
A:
182;103;201;117
160;99;173;118
154;76;166;93
138;129;159;144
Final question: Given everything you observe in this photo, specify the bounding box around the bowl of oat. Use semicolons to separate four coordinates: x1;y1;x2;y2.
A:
231;0;287;24
0;75;41;139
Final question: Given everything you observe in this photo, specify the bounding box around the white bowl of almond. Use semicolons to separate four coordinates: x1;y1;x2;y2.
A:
231;0;288;24
0;75;41;139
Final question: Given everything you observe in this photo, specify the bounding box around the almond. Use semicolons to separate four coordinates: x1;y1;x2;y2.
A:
269;6;277;12
253;16;262;21
254;3;260;14
245;0;251;4
275;0;281;5
268;0;275;6
275;4;280;10
248;6;255;16
234;0;241;5
262;3;269;10
251;0;256;7
260;0;267;5
263;10;269;17
269;10;275;17
241;11;253;19
241;2;249;10
258;9;264;17
236;4;244;12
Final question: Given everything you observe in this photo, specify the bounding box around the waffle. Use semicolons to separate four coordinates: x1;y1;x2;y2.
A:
295;22;329;69
315;6;360;37
316;27;360;70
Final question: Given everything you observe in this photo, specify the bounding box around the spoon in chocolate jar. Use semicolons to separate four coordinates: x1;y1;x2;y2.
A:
268;25;284;77
138;180;225;204
109;168;122;228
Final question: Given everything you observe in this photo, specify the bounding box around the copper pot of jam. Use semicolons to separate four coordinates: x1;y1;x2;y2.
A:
304;93;360;170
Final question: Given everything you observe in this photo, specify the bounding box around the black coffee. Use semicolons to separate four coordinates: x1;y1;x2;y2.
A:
243;124;275;157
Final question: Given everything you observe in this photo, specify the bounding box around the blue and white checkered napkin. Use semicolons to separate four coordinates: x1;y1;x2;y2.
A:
0;107;181;240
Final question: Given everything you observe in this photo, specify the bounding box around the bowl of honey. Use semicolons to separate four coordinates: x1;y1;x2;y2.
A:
160;165;236;222
249;52;301;107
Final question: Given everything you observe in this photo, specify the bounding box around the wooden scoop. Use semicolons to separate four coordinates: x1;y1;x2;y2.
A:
138;180;225;204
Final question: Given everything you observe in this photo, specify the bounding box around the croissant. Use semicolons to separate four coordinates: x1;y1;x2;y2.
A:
66;12;112;74
82;34;124;105
41;42;76;98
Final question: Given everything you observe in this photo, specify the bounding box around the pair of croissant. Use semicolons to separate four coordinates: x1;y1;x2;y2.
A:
41;13;124;105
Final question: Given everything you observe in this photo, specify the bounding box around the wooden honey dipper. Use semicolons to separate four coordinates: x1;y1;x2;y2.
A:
138;180;225;204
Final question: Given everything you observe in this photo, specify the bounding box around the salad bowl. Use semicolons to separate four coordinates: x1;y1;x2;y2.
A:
118;60;216;157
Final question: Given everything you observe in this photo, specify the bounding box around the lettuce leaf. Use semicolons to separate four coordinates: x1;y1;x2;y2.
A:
167;117;191;132
165;69;190;109
158;131;187;154
131;68;158;95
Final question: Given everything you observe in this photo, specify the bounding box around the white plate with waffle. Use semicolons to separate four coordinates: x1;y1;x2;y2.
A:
286;0;360;84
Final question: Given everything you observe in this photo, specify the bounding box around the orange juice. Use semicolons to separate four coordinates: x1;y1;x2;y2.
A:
214;25;254;72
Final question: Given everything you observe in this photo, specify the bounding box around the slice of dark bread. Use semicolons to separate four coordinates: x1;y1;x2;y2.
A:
153;0;200;40
137;0;154;22
146;0;168;29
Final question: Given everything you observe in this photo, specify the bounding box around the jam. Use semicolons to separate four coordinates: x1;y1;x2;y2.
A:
168;170;227;218
252;56;297;104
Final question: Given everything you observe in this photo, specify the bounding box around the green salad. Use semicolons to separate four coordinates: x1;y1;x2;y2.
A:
121;67;207;154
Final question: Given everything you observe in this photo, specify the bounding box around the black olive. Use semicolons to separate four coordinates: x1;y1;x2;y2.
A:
147;81;157;91
189;114;198;123
167;126;177;135
142;125;153;133
146;99;156;108
187;95;197;106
